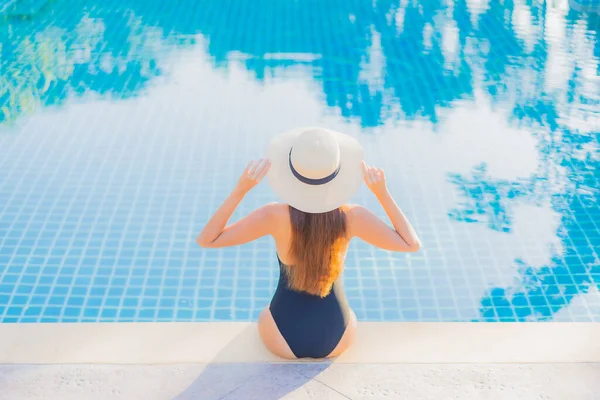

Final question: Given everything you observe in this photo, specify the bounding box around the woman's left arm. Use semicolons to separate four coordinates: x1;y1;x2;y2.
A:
196;159;272;248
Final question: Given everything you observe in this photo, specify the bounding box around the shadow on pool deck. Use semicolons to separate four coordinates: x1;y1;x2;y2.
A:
171;324;331;400
172;363;330;400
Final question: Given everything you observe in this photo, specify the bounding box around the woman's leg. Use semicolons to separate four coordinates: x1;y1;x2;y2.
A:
258;307;297;360
326;309;357;358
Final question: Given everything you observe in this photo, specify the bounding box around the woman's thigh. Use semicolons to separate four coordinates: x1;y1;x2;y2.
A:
326;309;357;358
257;307;296;360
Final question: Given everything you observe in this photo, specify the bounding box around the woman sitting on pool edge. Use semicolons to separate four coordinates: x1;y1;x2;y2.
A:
197;127;421;359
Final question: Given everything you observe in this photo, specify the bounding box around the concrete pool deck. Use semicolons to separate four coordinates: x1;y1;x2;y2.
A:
1;363;599;399
0;322;599;399
1;322;600;364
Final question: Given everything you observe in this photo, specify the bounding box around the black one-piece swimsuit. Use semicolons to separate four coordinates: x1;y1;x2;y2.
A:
269;254;351;358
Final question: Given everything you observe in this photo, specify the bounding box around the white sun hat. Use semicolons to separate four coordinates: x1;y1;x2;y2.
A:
265;127;365;214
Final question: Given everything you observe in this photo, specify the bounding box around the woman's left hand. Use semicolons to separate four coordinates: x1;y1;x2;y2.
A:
235;159;271;194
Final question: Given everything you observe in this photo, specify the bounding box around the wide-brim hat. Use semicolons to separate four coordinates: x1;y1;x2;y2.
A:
265;127;365;213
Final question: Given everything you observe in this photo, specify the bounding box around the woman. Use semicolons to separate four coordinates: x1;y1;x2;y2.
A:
197;127;420;359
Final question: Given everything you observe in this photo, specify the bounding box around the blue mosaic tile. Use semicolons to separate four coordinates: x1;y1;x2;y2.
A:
0;0;599;323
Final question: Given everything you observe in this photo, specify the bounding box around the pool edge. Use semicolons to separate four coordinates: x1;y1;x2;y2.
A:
1;322;599;364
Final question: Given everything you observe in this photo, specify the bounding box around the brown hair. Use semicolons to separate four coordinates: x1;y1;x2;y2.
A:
285;205;348;297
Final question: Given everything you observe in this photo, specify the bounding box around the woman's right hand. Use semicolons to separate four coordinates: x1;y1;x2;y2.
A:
362;161;388;198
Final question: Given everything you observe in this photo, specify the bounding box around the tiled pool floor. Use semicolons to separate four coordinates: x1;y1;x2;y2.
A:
0;0;599;323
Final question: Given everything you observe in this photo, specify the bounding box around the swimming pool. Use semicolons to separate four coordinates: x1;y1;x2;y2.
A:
0;0;598;323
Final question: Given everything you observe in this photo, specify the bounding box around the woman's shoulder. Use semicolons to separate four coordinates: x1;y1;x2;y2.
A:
342;203;368;216
342;204;374;236
263;203;291;241
263;202;289;219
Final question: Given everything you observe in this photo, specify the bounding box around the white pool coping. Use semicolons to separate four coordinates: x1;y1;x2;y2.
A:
0;322;599;364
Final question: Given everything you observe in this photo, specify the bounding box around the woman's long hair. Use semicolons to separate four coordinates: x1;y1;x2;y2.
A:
285;205;348;297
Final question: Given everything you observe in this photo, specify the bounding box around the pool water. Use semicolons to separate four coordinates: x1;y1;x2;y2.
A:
0;0;598;323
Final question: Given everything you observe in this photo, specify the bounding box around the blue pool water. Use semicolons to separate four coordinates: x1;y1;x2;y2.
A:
0;0;598;323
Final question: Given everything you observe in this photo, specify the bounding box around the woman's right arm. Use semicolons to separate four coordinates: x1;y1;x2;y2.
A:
347;162;421;252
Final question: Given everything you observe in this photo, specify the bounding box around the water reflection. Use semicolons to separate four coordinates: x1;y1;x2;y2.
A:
0;3;195;124
0;0;598;322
